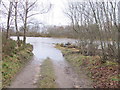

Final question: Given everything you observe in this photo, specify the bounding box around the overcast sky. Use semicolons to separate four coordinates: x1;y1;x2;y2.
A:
1;0;120;27
34;0;70;26
0;0;71;27
26;0;120;26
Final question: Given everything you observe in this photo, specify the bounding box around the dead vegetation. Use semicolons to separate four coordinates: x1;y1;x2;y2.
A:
56;44;119;88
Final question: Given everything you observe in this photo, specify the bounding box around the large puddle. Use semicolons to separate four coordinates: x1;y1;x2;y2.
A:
10;37;92;88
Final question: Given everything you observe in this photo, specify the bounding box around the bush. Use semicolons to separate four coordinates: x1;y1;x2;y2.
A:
2;39;16;56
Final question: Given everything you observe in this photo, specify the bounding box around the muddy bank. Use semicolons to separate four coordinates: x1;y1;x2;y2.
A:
56;44;119;88
2;44;33;88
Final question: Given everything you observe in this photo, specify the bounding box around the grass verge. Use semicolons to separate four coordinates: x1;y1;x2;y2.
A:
38;58;57;88
2;44;33;88
55;44;119;88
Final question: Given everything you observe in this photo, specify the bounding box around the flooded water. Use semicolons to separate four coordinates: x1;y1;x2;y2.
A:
10;36;92;88
11;37;76;62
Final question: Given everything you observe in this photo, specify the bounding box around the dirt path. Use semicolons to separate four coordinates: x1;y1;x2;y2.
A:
9;57;41;88
9;54;93;88
10;56;92;88
9;56;93;88
53;60;93;88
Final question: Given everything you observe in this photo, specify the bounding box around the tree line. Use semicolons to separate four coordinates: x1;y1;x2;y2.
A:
65;1;120;63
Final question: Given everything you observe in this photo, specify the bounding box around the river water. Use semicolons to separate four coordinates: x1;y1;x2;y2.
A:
10;36;92;88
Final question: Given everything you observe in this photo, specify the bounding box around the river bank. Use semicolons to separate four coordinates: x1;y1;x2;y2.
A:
2;39;33;88
56;44;119;88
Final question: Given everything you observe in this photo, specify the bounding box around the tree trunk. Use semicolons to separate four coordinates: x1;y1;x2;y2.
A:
23;1;28;44
118;25;120;63
15;2;20;47
23;23;26;44
6;2;12;39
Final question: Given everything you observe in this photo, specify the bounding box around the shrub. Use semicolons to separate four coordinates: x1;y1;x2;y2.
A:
2;38;16;56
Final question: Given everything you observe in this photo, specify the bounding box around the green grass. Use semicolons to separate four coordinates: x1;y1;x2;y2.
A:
38;58;57;88
2;44;33;88
110;75;120;81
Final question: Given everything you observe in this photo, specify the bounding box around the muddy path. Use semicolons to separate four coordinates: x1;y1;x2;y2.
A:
10;37;93;88
9;57;41;88
53;60;93;88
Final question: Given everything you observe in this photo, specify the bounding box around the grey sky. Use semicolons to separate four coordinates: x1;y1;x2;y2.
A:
1;0;120;27
35;0;120;26
0;0;71;27
35;0;70;26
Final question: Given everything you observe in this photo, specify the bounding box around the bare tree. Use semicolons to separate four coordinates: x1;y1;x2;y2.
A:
18;0;52;44
14;0;20;46
64;0;119;62
6;1;13;39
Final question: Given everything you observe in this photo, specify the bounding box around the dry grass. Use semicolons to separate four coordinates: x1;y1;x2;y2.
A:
38;58;57;88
